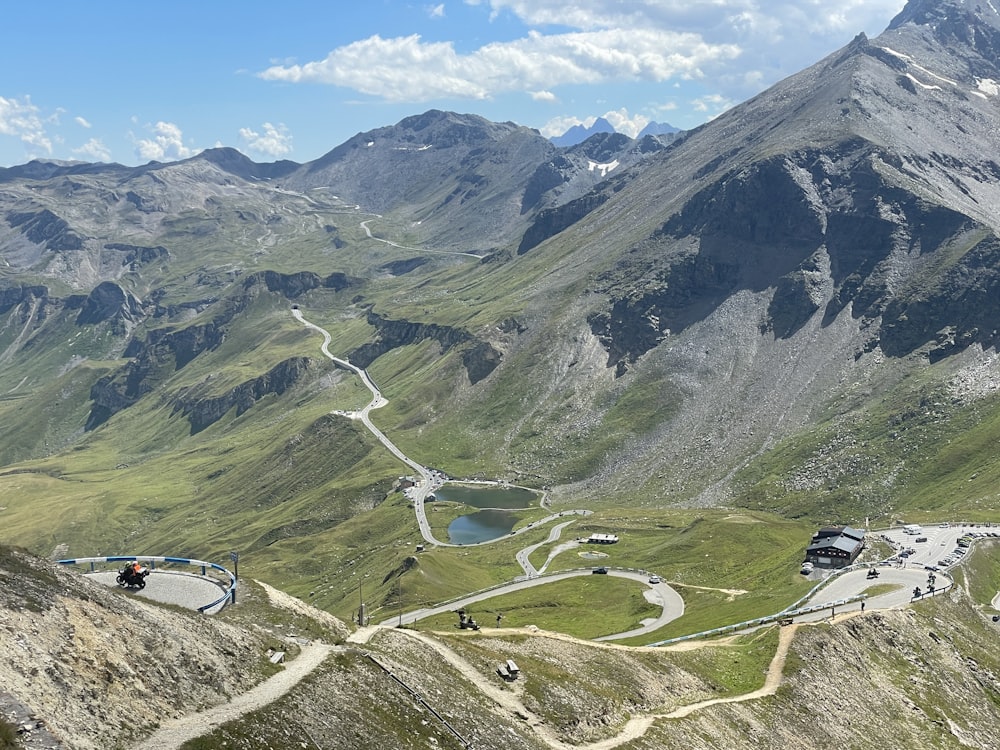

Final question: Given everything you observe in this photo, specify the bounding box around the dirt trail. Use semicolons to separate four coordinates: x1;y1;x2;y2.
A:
130;642;333;750
662;623;797;719
393;629;574;748
130;581;346;750
128;601;859;750
377;620;805;750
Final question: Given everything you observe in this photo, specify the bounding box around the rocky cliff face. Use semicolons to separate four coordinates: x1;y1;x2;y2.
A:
350;310;502;384
172;356;313;433
6;208;83;252
587;146;990;371
74;281;143;332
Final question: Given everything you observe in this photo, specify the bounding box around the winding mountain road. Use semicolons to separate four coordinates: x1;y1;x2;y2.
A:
292;307;689;637
115;310;997;750
291;307;990;636
360;218;482;258
293;307;440;546
293;308;591;558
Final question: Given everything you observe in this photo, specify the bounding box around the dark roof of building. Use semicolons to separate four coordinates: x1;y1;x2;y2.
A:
813;526;846;539
812;525;866;542
807;534;864;554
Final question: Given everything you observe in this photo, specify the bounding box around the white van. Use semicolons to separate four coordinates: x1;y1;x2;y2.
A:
903;524;922;535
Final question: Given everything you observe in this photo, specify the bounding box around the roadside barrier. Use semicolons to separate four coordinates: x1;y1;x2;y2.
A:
645;596;869;647
364;652;472;747
57;554;237;613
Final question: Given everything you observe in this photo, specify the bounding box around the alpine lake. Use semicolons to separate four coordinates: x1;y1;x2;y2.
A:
433;484;542;544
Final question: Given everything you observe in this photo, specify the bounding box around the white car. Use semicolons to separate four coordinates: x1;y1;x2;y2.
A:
648;575;661;584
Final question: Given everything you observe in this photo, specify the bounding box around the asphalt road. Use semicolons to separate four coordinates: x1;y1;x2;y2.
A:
87;570;230;614
790;523;1000;621
379;568;685;640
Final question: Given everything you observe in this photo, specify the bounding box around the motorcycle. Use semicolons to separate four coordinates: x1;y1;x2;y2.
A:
116;564;149;589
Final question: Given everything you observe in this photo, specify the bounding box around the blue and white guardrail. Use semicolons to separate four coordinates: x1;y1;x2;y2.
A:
57;555;237;613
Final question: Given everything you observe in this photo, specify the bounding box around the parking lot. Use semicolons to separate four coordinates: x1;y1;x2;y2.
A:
876;523;1000;571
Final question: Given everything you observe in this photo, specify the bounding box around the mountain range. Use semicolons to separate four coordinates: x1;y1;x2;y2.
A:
1;0;1000;568
2;0;1000;744
549;116;680;147
1;0;999;559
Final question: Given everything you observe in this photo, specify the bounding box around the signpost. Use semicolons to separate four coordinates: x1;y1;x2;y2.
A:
230;551;239;604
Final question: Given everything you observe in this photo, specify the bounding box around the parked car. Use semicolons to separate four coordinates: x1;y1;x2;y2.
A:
915;537;928;543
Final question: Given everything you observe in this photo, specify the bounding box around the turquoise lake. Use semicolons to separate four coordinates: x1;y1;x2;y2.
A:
435;484;540;544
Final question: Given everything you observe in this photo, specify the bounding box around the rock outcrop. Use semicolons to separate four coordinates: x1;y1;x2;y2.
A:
172;356;313;433
350;311;502;384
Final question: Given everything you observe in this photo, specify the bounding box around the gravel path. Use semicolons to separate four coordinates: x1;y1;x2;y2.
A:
130;642;334;750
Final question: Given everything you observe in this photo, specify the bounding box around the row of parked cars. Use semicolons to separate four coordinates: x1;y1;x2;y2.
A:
934;530;1000;569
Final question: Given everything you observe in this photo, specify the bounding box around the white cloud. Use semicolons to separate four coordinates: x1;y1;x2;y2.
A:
258;0;905;116
472;2;907;103
74;138;111;162
539;114;593;138
239;122;293;158
259;28;740;101
0;96;52;154
75;116;92;129
133;121;195;162
477;0;902;38
253;0;906;141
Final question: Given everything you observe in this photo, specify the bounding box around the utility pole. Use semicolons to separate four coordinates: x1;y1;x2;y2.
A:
398;577;403;628
358;582;366;626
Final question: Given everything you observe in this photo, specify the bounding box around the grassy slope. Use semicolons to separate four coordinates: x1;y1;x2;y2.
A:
732;359;1000;524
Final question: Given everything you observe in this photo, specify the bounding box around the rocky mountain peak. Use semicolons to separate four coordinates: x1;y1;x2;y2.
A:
889;0;1000;31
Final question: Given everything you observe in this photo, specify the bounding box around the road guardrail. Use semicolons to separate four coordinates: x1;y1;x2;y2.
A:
57;554;237;613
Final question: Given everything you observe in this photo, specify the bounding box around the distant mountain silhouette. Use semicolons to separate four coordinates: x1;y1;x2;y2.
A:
550;117;616;146
637;121;680;138
551;116;679;146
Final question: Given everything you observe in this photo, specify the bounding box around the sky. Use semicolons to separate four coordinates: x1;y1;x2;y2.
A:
0;0;908;168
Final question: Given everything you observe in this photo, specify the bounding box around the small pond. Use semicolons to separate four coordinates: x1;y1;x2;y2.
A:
435;484;541;545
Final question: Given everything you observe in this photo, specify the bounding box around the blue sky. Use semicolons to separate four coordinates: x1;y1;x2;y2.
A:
0;0;906;167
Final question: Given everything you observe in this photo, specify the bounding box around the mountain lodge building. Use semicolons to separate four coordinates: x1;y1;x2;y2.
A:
805;526;866;568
